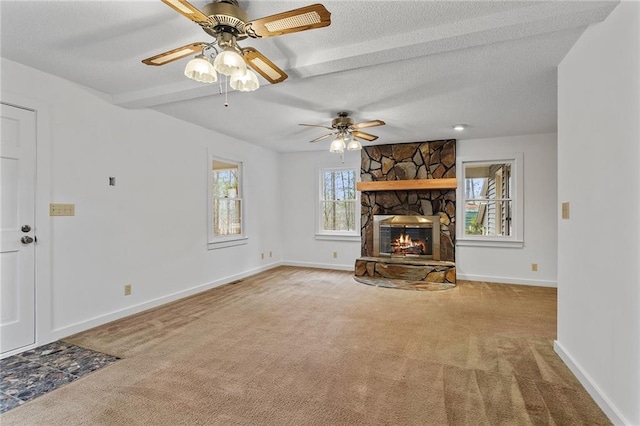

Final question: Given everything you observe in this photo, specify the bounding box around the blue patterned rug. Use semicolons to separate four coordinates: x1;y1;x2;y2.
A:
0;341;119;413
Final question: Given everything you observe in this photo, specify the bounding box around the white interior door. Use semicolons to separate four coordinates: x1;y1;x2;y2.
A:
1;103;36;354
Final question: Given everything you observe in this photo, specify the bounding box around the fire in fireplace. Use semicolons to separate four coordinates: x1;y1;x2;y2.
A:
373;215;441;260
388;228;430;256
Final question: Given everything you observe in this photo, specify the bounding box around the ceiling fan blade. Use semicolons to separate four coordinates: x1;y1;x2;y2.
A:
310;133;335;143
161;0;210;25
299;123;334;131
353;131;378;142
245;4;331;39
351;120;386;130
241;47;287;84
142;42;207;66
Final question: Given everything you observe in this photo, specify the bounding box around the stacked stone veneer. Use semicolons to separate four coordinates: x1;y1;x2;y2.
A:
360;140;456;262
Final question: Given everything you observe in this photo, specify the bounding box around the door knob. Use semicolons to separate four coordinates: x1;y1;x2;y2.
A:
21;236;34;244
21;225;31;232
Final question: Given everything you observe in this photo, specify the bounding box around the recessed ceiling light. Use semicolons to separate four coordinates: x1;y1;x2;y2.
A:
453;124;468;131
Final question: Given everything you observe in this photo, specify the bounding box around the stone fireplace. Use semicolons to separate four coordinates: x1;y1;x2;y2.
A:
354;140;457;290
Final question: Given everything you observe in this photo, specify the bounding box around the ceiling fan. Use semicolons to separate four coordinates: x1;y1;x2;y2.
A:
300;112;385;152
142;0;331;88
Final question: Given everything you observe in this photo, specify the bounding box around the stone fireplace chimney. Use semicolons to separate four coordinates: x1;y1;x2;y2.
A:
355;140;457;290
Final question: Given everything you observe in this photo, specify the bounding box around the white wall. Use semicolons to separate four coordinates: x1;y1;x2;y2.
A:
1;58;282;349
456;134;558;287
280;150;361;270
282;135;559;286
556;2;640;425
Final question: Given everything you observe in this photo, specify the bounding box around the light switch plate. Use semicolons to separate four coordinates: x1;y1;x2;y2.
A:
561;202;570;220
50;203;75;216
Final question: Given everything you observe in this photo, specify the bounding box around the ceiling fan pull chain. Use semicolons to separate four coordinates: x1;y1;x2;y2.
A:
224;75;229;108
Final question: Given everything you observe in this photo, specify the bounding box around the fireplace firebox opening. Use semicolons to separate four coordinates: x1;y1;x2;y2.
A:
373;215;441;260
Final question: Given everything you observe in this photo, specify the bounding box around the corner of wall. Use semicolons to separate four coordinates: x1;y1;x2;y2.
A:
554;341;629;425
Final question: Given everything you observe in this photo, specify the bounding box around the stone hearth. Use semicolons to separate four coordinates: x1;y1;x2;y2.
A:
354;257;456;291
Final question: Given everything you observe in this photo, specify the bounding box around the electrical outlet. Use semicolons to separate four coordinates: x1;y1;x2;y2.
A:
124;284;132;296
261;252;264;260
269;251;272;258
333;251;338;258
531;263;538;272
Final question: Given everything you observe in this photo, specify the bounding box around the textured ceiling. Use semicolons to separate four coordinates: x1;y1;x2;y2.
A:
0;1;619;152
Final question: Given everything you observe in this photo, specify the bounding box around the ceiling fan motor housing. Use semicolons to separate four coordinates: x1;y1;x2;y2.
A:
202;0;248;38
332;112;354;129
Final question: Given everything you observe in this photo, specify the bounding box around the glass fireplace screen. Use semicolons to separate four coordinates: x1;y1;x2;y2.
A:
379;225;432;257
373;215;440;260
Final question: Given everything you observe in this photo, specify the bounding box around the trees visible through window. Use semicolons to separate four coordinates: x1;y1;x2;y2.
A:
320;169;357;233
457;152;523;248
211;159;242;238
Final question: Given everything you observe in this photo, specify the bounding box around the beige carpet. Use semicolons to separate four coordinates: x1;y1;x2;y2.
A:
1;266;610;425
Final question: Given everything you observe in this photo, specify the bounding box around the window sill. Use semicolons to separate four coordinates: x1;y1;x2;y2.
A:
315;233;361;242
208;236;249;250
456;238;524;249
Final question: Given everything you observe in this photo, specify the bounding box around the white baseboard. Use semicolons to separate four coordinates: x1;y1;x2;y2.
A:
554;340;628;425
457;273;556;288
49;262;283;341
282;260;354;271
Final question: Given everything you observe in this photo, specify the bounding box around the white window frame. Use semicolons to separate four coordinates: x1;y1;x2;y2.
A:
456;153;524;248
315;167;360;242
207;154;248;250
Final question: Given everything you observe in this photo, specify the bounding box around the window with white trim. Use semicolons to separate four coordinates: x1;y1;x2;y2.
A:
457;153;523;247
208;156;247;249
317;168;359;240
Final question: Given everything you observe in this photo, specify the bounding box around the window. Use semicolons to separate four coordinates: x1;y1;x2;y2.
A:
208;156;247;249
464;163;511;236
457;153;523;247
317;168;359;240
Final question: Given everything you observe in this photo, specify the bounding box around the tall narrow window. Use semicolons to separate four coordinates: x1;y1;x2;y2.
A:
464;163;511;236
317;168;359;239
208;156;247;249
457;153;523;247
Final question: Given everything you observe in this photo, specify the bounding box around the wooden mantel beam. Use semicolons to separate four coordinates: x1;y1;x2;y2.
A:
356;178;457;192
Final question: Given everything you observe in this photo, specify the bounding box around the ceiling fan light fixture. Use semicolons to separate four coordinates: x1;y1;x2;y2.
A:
301;112;385;150
214;48;247;77
329;136;345;153
230;69;260;92
144;0;332;95
346;138;362;151
184;54;217;83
